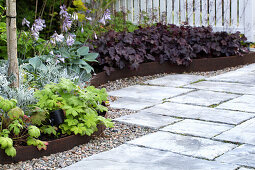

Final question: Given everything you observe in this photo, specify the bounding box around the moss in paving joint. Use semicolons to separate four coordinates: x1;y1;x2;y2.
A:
209;104;220;108
189;79;206;84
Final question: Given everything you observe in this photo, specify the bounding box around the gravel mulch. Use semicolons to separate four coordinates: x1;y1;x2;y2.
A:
0;64;248;169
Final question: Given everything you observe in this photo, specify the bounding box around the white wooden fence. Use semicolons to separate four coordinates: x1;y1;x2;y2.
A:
83;0;255;42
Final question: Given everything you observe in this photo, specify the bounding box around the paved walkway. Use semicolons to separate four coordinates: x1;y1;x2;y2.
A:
63;64;255;170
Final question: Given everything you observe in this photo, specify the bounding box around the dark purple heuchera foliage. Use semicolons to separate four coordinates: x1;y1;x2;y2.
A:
90;23;249;75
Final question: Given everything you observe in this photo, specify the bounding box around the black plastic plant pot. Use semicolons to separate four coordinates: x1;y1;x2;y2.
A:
50;109;65;126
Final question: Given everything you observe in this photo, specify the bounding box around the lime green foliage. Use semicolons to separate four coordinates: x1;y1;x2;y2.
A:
40;125;57;136
0;96;47;157
29;107;49;126
34;78;114;136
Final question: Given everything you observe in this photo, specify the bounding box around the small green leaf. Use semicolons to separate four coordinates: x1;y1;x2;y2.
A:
5;146;16;157
83;53;98;62
0;137;13;149
77;46;89;56
28;126;41;138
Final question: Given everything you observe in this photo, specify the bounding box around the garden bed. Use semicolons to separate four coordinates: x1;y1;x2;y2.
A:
0;117;107;164
91;52;255;86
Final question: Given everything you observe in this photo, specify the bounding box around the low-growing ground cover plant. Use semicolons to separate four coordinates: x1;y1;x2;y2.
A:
0;96;48;157
90;23;249;75
34;78;114;136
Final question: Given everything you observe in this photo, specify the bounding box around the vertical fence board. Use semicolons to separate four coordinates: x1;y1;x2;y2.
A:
147;0;153;13
202;0;208;26
224;0;231;28
215;0;222;27
134;0;140;23
140;0;147;21
167;0;173;24
187;0;193;26
231;0;238;27
153;0;160;22
160;0;167;22
127;0;133;22
180;0;186;24
244;0;255;41
115;0;121;11
194;0;200;26
209;0;216;26
174;0;180;24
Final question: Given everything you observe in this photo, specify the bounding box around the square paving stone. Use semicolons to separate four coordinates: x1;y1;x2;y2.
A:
128;131;237;160
110;97;160;110
142;103;254;125
216;95;255;113
108;85;193;101
160;119;234;138
63;144;237;170
169;90;239;107
214;118;255;145
207;71;255;84
216;144;255;168
144;74;205;87
115;111;181;129
185;81;255;95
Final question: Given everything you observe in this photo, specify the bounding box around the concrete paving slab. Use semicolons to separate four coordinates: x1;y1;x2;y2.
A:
142;102;254;125
110;97;160;110
144;74;205;87
128;131;237;160
234;63;255;72
160;119;234;138
62;144;237;170
207;71;255;84
115;111;181;129
216;95;255;113
216;144;255;168
169;90;239;107
185;81;255;95
108;85;193;101
214;118;255;145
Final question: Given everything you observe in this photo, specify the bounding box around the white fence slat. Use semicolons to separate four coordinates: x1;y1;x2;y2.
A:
209;0;216;26
127;0;133;22
231;0;238;27
140;0;147;21
134;0;140;24
194;0;200;26
224;0;231;28
160;0;166;23
147;0;153;13
202;0;208;26
215;0;222;27
180;0;186;24
167;0;173;24
244;0;255;41
153;0;160;22
174;0;180;24
187;0;193;26
115;0;121;11
239;0;246;29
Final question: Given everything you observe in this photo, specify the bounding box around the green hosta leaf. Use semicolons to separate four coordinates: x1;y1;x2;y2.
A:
28;126;41;138
0;137;13;149
77;46;89;56
29;56;43;70
5;146;16;157
83;53;98;62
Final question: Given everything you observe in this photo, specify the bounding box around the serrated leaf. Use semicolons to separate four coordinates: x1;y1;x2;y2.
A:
28;126;41;138
5;146;16;157
0;137;13;149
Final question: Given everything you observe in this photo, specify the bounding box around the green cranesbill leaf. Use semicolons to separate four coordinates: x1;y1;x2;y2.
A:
0;137;13;149
28;126;41;138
